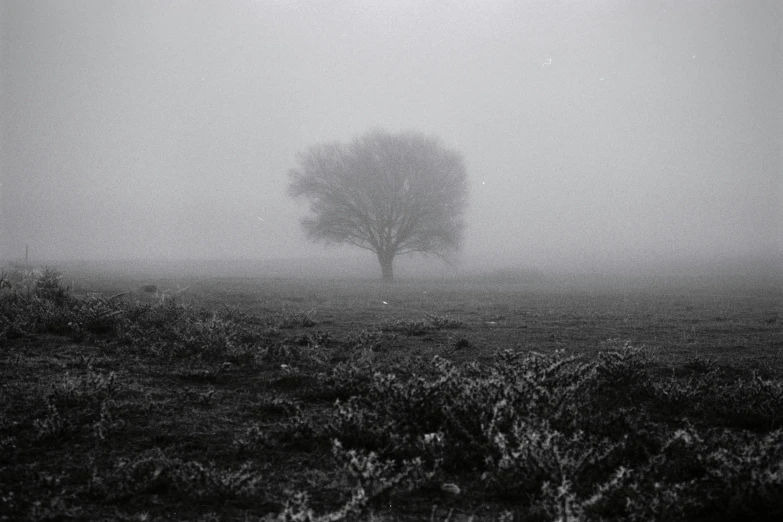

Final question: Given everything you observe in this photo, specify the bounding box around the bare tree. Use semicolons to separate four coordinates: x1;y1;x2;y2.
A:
288;129;468;282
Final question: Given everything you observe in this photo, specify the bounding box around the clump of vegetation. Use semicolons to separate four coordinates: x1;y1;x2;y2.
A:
0;267;76;339
87;447;268;502
270;308;318;329
0;268;324;364
424;312;464;329
312;346;783;520
377;313;464;336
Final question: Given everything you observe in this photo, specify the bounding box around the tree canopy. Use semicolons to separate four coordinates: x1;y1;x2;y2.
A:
288;129;468;282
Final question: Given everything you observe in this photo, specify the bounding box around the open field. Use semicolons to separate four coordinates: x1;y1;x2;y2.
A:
60;267;782;374
1;266;782;521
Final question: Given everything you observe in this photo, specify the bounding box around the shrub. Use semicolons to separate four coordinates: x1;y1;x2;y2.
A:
272;309;317;329
377;319;433;336
376;314;464;336
327;351;599;471
706;371;783;430
87;448;266;502
272;440;434;521
0;268;77;339
595;340;654;394
424;313;464;329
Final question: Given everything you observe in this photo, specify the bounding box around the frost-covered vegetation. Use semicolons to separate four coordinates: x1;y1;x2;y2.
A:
1;268;782;521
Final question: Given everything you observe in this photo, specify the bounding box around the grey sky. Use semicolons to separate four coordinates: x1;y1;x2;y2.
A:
1;0;781;274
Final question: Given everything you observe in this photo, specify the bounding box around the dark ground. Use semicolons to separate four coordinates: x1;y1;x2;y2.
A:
1;267;781;521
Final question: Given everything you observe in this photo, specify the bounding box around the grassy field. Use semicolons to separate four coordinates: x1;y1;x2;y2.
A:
61;268;782;373
1;266;782;521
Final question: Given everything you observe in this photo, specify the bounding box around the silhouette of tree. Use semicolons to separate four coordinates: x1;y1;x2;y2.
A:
288;129;468;282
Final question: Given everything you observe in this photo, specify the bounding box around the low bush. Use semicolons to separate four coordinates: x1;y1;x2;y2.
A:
377;313;464;336
313;347;783;520
87;448;267;502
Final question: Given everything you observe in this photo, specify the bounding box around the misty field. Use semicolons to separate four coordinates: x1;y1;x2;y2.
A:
1;267;782;521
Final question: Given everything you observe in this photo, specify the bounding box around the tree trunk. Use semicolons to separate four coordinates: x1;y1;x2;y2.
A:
378;252;394;283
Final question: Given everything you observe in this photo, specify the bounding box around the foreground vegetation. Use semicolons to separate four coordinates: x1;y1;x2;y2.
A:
1;268;782;521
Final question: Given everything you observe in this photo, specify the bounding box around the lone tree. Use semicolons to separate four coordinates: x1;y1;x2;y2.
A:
288;129;468;282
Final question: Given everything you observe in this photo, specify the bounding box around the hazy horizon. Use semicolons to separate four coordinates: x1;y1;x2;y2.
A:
2;1;781;278
7;253;780;288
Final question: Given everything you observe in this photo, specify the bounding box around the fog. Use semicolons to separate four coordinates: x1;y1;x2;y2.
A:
1;1;781;280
